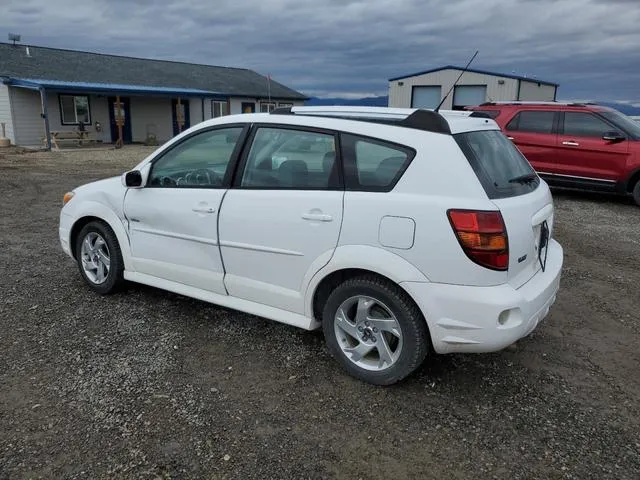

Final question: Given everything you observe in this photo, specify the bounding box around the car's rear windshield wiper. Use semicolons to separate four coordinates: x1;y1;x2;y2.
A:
508;172;538;184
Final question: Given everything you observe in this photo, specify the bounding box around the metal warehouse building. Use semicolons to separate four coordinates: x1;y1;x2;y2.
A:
388;66;559;110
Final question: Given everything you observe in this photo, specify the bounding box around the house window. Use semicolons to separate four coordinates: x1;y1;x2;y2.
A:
59;95;91;125
212;100;229;118
278;102;293;108
260;102;276;113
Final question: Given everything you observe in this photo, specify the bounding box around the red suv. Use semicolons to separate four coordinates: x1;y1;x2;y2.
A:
467;102;640;206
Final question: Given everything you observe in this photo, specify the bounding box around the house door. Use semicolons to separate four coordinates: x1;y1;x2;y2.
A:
241;102;256;113
108;97;132;144
172;99;190;136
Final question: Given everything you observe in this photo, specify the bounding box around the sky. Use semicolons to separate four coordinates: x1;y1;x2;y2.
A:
2;0;640;103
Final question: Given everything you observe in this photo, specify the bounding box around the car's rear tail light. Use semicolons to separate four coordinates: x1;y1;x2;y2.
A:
447;209;509;271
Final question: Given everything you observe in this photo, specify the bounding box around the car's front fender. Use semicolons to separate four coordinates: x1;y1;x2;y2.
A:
62;199;133;271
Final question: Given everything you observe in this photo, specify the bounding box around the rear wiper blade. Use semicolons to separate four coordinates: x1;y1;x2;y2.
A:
508;173;538;184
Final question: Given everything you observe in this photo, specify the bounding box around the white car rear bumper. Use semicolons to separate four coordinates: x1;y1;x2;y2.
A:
402;239;563;354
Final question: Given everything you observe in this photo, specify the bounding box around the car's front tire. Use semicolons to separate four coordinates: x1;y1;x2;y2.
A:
632;180;640;207
322;275;429;385
75;220;124;295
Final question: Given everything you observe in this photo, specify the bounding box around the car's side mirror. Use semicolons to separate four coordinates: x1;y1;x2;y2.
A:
123;170;143;188
602;131;625;142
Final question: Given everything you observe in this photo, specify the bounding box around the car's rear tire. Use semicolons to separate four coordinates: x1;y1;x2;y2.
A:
75;220;124;295
322;275;429;385
632;180;640;207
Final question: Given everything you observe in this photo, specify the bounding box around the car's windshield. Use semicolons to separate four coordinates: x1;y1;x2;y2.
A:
599;109;640;140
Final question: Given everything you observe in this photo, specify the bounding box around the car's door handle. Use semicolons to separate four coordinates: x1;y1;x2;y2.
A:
302;212;333;222
507;136;514;140
562;141;580;146
192;207;216;214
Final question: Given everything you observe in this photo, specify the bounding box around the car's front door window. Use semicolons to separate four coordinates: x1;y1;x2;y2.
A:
148;127;244;188
563;113;614;138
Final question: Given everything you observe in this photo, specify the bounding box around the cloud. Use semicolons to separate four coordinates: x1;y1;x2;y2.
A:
1;0;639;100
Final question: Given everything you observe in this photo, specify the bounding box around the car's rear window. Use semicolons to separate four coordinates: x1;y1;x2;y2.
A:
475;109;501;119
454;130;539;199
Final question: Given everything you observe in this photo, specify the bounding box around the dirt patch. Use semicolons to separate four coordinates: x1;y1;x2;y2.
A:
1;147;639;479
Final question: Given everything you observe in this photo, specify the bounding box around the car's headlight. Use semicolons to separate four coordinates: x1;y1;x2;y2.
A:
63;192;75;205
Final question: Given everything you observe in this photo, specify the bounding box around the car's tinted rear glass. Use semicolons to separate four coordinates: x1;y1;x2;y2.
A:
455;130;539;199
475;109;501;119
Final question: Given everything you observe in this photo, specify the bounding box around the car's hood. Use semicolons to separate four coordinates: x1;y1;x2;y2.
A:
73;175;123;195
68;176;127;217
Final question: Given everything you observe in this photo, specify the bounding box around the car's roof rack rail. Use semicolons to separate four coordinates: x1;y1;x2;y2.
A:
269;106;452;135
478;101;597;107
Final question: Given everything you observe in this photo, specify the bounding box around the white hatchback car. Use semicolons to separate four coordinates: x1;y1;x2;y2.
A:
59;106;563;385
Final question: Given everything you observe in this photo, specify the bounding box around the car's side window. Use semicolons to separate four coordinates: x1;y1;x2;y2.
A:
341;134;415;192
240;127;339;189
506;111;555;134
148;127;243;188
563;112;614;138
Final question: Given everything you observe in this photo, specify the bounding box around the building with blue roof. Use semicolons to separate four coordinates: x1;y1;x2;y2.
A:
0;42;307;148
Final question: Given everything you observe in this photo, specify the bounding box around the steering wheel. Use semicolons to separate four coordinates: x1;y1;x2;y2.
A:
190;168;222;186
159;176;177;187
154;169;222;187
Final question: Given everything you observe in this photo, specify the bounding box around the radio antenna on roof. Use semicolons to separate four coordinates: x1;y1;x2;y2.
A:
435;50;479;112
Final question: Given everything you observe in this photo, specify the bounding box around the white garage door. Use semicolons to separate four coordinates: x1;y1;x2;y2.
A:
453;85;487;109
411;86;442;109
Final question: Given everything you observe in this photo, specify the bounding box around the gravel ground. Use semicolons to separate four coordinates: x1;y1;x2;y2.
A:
1;146;639;479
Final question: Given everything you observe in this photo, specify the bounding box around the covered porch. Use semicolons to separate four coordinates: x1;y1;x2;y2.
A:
3;78;227;150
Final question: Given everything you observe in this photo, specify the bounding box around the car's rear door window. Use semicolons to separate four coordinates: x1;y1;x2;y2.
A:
455;130;540;199
239;127;340;189
506;111;555;134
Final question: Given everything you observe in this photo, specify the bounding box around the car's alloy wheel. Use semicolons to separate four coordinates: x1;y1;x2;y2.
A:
322;275;429;385
333;295;403;371
80;232;111;284
75;220;124;295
